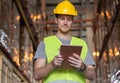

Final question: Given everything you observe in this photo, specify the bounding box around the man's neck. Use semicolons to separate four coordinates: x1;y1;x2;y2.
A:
56;32;71;40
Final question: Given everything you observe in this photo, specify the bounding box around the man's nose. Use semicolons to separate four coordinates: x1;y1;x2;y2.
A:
64;19;67;24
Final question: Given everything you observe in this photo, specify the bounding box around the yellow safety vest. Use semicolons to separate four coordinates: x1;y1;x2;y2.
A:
44;35;88;83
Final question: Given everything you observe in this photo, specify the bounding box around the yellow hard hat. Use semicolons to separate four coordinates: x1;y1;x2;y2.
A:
54;0;77;16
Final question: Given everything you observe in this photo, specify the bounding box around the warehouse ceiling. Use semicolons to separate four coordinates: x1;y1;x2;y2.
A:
46;0;86;5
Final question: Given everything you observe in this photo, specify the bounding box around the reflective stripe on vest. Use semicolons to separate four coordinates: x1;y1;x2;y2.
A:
44;35;88;83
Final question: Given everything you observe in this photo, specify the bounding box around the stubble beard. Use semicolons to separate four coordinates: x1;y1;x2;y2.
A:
59;28;70;35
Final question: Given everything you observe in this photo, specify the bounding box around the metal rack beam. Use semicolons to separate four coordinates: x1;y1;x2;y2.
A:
13;0;38;50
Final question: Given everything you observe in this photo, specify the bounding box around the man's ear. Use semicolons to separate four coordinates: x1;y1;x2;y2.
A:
55;18;57;24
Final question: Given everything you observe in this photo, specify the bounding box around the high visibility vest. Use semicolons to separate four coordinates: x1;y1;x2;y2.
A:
44;35;88;83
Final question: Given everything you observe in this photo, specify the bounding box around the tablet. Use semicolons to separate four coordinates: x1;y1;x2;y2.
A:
59;45;82;70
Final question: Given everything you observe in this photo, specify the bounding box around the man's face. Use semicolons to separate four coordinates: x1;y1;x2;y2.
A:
55;14;74;34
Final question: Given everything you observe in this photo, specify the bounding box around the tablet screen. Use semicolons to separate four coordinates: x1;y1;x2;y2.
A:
59;45;82;70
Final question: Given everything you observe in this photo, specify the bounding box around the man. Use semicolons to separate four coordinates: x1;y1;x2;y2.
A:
34;0;96;83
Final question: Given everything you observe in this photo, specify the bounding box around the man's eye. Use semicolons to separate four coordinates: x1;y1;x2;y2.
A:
67;18;73;21
59;17;64;20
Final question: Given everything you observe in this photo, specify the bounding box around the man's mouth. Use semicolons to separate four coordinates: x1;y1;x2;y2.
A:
62;26;68;28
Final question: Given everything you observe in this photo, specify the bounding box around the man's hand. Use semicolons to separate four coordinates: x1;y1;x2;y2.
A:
51;54;64;67
68;53;84;70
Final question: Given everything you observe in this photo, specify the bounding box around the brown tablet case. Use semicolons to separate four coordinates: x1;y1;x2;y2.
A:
58;45;82;70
